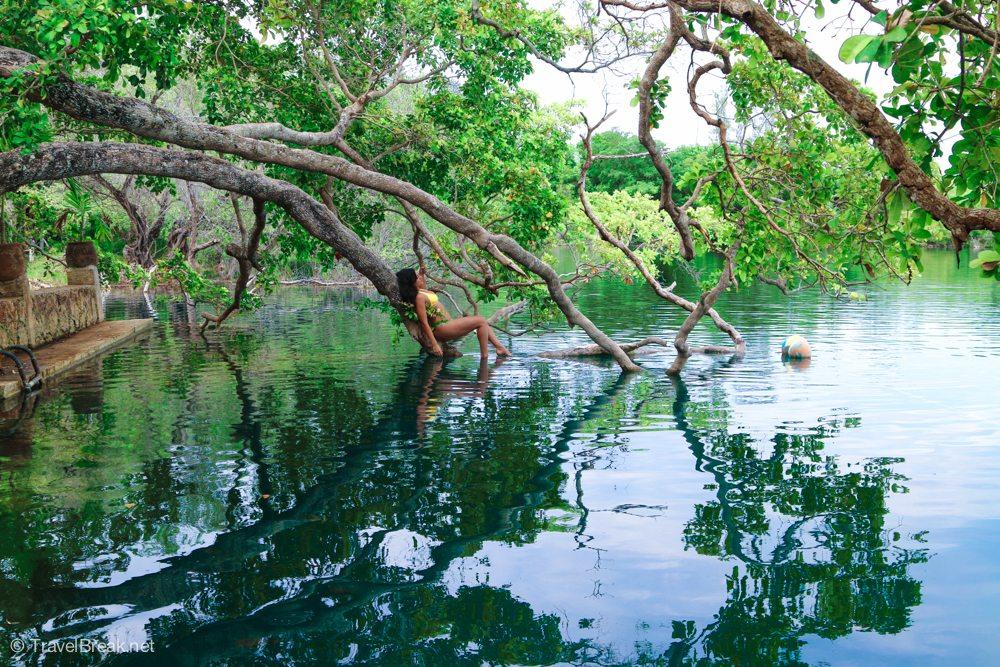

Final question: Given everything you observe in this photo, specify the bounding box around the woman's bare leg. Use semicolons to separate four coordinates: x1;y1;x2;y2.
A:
475;323;490;357
488;328;510;356
433;316;507;357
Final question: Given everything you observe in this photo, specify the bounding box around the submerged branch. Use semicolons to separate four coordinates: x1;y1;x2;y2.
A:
539;336;671;358
279;278;367;287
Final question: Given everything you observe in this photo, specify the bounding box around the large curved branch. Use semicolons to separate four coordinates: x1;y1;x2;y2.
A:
0;142;401;295
0;141;450;352
635;29;701;260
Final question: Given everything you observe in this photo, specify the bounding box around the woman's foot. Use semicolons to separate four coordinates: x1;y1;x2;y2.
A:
496;346;512;357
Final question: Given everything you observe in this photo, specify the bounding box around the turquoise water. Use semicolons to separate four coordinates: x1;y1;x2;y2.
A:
0;249;998;664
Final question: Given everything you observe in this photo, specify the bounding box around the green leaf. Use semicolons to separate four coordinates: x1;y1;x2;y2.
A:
876;42;895;68
976;249;1000;263
884;26;907;43
887;190;904;225
857;38;884;63
872;10;888;26
840;35;875;63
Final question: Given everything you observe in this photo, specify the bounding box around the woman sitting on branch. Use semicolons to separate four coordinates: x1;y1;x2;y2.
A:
396;268;511;359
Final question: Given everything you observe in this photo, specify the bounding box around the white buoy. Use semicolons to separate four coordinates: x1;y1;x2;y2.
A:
781;335;812;359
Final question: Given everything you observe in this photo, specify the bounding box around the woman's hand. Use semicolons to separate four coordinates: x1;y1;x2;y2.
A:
429;342;444;357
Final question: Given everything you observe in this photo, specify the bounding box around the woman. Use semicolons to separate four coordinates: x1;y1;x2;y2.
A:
396;267;511;358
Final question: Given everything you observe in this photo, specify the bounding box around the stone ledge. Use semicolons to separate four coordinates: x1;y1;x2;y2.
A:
32;285;95;295
0;319;154;401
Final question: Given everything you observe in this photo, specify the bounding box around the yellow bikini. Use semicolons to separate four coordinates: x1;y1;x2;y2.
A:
419;290;445;325
419;289;439;308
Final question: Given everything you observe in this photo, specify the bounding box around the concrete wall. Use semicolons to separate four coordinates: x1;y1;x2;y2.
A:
0;267;103;349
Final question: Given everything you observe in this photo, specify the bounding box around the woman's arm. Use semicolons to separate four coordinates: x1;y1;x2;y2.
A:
415;293;443;356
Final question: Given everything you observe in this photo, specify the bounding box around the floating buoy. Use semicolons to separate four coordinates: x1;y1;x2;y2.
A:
781;335;812;359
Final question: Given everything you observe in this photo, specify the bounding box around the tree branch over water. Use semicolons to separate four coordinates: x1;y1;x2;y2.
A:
0;43;642;370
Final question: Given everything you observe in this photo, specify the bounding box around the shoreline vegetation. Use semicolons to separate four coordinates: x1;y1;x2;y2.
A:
25;225;990;293
22;229;994;299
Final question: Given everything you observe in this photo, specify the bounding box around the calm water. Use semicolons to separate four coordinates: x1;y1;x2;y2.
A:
0;250;998;665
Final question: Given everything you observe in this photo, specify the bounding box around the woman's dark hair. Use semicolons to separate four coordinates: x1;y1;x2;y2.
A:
396;268;418;304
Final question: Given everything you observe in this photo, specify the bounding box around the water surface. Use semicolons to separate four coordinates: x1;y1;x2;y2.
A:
0;250;998;665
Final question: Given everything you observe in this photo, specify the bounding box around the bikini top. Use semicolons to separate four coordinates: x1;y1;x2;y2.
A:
418;289;439;308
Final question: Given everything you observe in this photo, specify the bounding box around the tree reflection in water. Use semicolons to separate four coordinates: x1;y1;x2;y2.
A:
654;368;928;665
0;334;928;665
